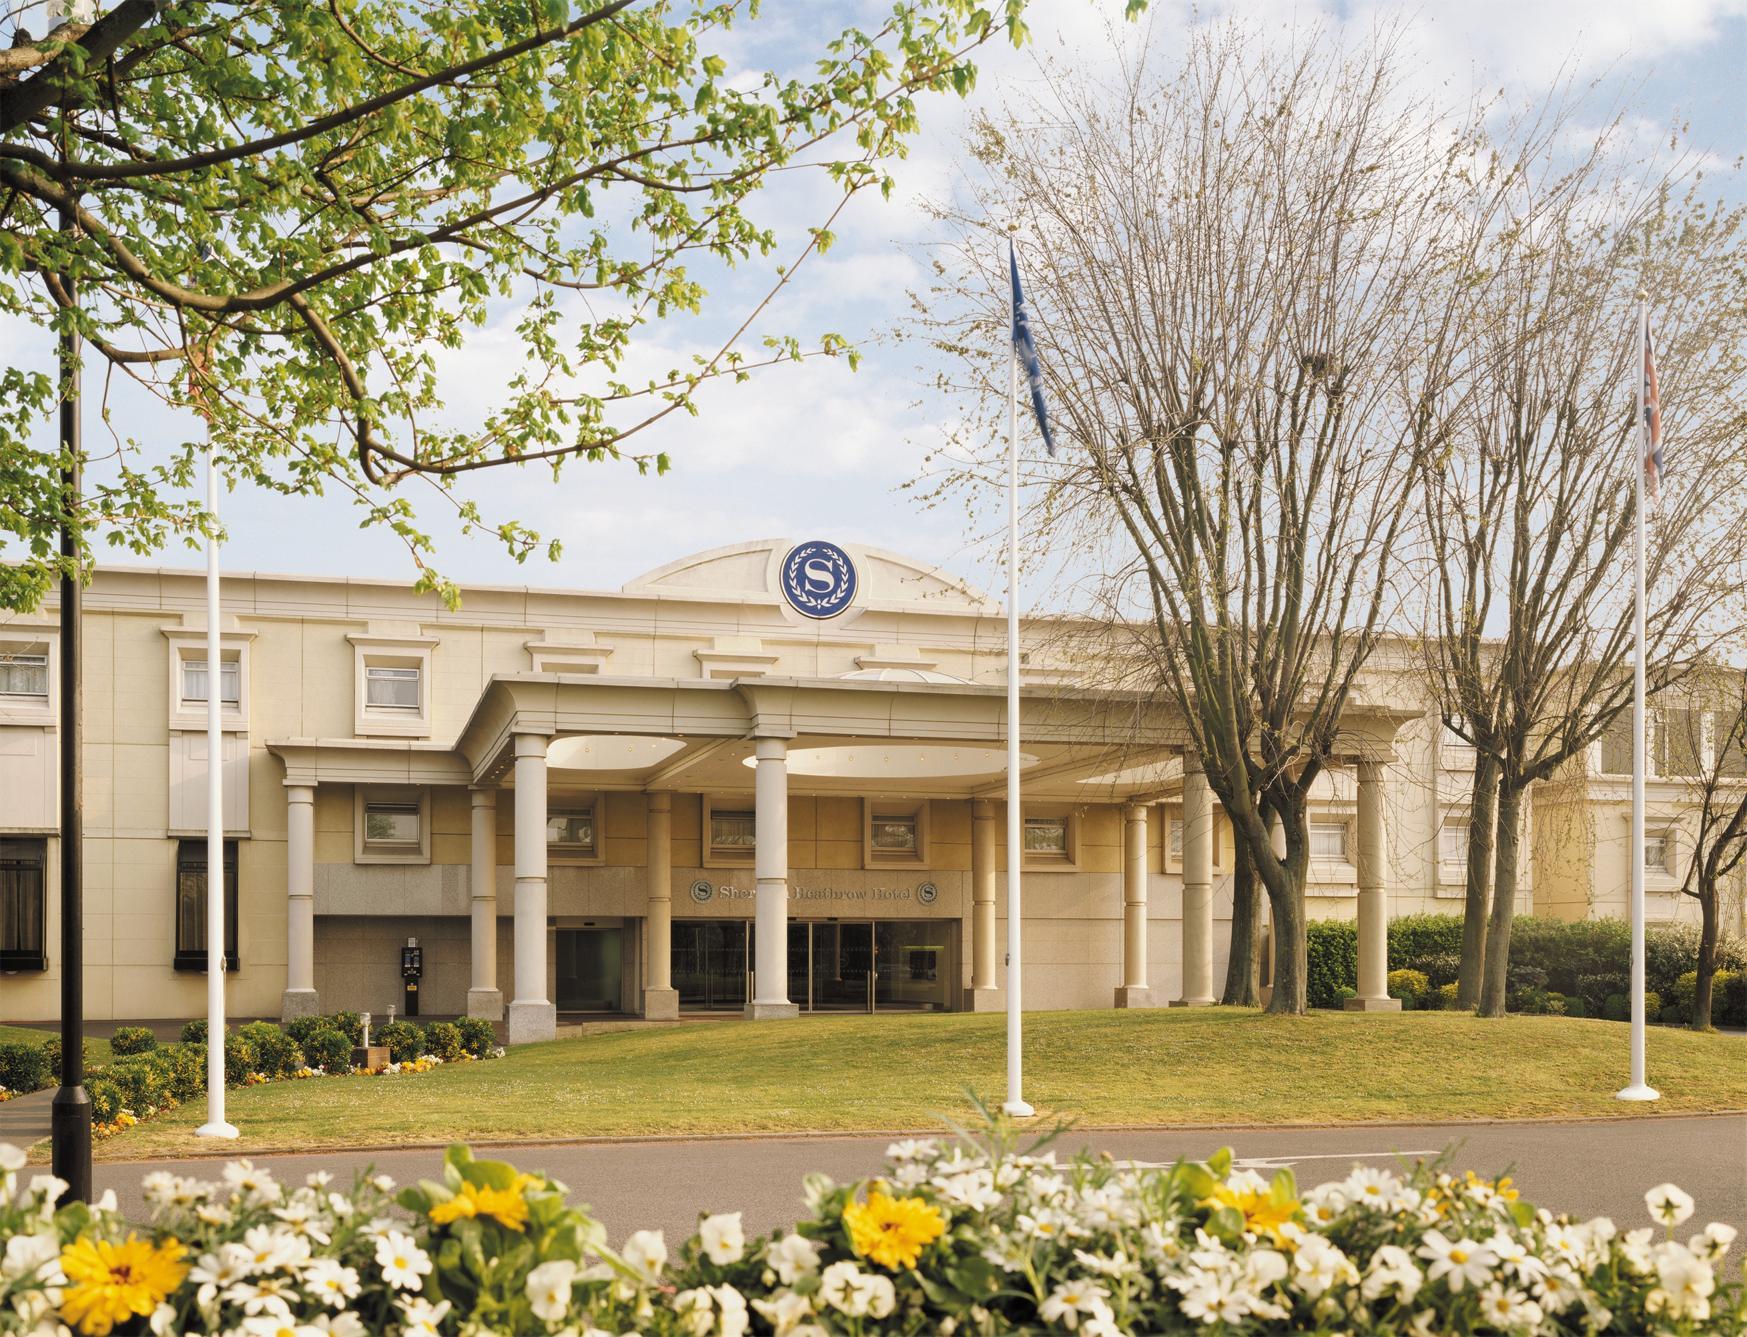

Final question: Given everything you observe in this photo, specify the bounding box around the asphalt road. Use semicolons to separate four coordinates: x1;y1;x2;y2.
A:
75;1114;1747;1247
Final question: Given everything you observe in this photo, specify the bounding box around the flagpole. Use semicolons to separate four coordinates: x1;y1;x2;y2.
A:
196;361;239;1140
1003;240;1033;1119
1619;292;1658;1103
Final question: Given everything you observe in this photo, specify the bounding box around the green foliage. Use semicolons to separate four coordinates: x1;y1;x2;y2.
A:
378;1020;427;1065
454;1015;498;1059
1669;970;1699;1026
1305;919;1359;1009
109;1025;158;1057
422;1021;466;1063
42;1035;93;1082
328;1011;365;1046
1384;916;1464;975
284;1015;335;1049
0;1;1039;609
223;1031;258;1087
1718;970;1747;1028
86;1076;122;1125
0;1041;52;1094
180;1018;209;1047
239;1021;305;1079
1433;981;1462;1011
300;1027;354;1074
1387;969;1431;1010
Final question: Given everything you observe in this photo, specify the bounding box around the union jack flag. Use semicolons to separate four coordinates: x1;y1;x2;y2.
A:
1642;310;1663;503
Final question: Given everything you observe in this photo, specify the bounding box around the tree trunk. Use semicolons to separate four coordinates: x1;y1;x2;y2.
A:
1477;781;1524;1018
1692;874;1719;1031
1221;836;1262;1006
1456;752;1499;1010
1263;879;1307;1014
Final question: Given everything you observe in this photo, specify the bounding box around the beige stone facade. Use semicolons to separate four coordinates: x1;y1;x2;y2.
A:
2;537;1730;1034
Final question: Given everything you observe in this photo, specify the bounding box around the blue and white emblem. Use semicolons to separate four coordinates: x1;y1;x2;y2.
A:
780;540;857;619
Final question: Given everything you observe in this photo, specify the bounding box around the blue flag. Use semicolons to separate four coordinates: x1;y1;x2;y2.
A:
1009;241;1056;457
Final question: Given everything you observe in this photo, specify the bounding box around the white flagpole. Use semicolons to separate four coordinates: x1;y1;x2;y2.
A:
1619;293;1658;1103
1003;243;1033;1119
196;386;239;1139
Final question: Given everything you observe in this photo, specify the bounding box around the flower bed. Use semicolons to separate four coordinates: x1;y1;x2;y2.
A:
2;1120;1741;1335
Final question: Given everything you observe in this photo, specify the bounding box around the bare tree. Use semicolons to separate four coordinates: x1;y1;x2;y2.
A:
912;19;1510;1012
1419;139;1747;1017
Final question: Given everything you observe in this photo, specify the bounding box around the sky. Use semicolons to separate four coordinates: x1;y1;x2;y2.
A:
5;0;1745;606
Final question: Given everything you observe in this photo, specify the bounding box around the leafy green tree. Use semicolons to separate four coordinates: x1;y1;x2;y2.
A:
0;0;1068;609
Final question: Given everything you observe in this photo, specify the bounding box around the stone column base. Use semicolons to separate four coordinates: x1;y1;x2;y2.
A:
280;989;321;1021
1343;996;1403;1013
744;1001;799;1020
506;1000;557;1044
962;986;1006;1012
1169;997;1217;1008
642;987;680;1021
1114;986;1157;1009
466;988;504;1021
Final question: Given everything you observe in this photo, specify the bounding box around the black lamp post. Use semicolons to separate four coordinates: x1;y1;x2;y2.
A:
49;176;92;1203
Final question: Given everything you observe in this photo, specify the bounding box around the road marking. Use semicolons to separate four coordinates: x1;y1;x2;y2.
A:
1119;1150;1441;1172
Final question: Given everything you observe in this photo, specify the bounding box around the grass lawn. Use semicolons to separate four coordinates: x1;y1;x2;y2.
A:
97;1009;1746;1161
0;1024;113;1067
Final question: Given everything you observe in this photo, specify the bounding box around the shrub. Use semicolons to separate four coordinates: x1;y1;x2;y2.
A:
454;1015;497;1058
1386;968;1431;1010
328;1011;365;1046
1668;970;1698;1027
1644;990;1661;1021
239;1021;304;1079
422;1021;466;1062
1603;992;1629;1022
1385;915;1464;976
1574;970;1628;1019
180;1018;208;1047
0;1041;52;1095
1305;919;1359;1009
1717;969;1747;1028
223;1030;257;1086
159;1042;207;1101
378;1020;426;1065
109;1025;157;1057
300;1027;352;1073
1433;981;1461;1011
284;1015;334;1049
104;1053;173;1113
86;1075;122;1124
42;1036;95;1083
1563;996;1588;1019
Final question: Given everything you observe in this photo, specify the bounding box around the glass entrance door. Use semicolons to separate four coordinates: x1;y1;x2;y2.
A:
672;921;747;1011
874;921;953;1011
810;922;874;1011
555;928;623;1012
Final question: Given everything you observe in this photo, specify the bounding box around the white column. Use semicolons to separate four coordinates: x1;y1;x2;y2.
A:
747;738;798;1019
965;798;1002;1010
507;733;556;1043
280;783;319;1019
467;788;503;1020
1116;802;1155;1007
1175;759;1216;1006
1346;758;1402;1012
643;792;679;1019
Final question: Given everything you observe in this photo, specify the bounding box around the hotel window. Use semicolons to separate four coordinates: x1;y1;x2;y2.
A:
363;801;421;847
179;657;241;707
0;838;47;971
1439;817;1469;865
174;839;239;972
365;665;422;711
548;806;597;856
1644;828;1672;876
0;646;48;699
1308;819;1349;862
866;802;928;865
709;808;757;859
1598;719;1634;777
1023;814;1070;859
1440;722;1477;773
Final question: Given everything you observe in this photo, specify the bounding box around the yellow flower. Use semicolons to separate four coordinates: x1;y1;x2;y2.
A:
59;1234;187;1337
842;1191;946;1270
428;1179;531;1232
1203;1182;1301;1246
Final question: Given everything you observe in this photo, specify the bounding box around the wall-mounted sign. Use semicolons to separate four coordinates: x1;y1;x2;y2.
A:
780;540;857;619
690;879;714;903
686;879;943;904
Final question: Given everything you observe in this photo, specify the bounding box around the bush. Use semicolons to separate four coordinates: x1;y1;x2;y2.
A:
180;1018;208;1047
1668;970;1698;1027
377;1020;426;1065
109;1025;157;1057
1603;992;1629;1022
1385;915;1465;977
422;1021;466;1062
223;1030;257;1086
1305;919;1359;1009
284;1015;334;1049
1433;981;1461;1011
1574;970;1628;1019
0;1041;52;1095
454;1015;498;1059
1563;996;1588;1019
86;1075;122;1124
1717;969;1747;1028
1386;968;1431;1010
1643;990;1661;1022
239;1021;304;1079
159;1042;207;1101
328;1011;365;1046
300;1027;353;1073
104;1053;173;1113
42;1036;96;1083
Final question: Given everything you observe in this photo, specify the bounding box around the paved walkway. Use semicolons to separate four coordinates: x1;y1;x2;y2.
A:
56;1113;1744;1246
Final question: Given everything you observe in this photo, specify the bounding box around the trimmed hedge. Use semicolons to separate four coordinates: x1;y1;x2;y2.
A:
109;1025;157;1056
300;1026;353;1073
455;1015;497;1058
239;1020;305;1078
1387;968;1431;1009
1304;914;1745;1018
0;1041;52;1095
377;1020;426;1065
422;1021;466;1062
